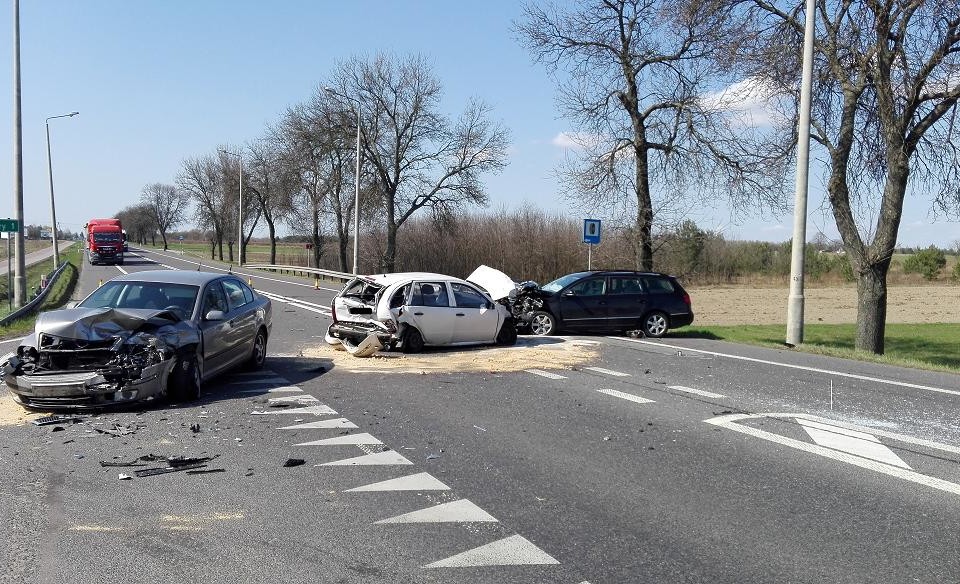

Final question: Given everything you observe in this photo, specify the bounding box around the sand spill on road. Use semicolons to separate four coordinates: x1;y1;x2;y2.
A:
0;394;43;426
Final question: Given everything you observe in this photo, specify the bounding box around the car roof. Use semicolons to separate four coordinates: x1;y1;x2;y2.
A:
581;271;674;277
109;270;231;286
361;272;465;286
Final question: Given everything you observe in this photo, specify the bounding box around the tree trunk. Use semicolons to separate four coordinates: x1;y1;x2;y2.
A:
227;241;234;263
633;138;654;271
210;238;215;260
855;264;889;354
338;232;349;273
161;232;168;251
266;219;276;265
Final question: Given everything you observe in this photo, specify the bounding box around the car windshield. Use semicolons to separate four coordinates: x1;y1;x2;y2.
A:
92;232;121;243
541;272;592;293
79;281;200;317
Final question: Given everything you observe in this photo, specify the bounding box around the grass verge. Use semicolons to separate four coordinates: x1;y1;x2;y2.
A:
673;323;960;374
0;247;81;340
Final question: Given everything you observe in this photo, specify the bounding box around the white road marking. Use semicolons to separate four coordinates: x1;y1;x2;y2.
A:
615;337;960;397
345;472;450;492
319;451;413;466
797;418;911;469
525;369;567;380
277;418;358;430
295;432;383;446
238;386;303;394
128;251;176;269
584;366;631;377
115;265;128;275
0;338;22;345
597;388;654;404
257;290;331;315
706;413;960;496
668;385;726;399
267;395;319;405
375;499;497;524
424;534;559;568
250;405;337;416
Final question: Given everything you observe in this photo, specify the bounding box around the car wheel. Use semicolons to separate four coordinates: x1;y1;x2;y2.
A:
168;354;201;402
496;319;518;346
401;327;425;353
529;311;556;336
247;327;267;370
642;311;669;338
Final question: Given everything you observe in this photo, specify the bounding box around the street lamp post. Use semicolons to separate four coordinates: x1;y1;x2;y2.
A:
45;111;79;268
12;0;27;307
219;148;243;265
324;87;361;275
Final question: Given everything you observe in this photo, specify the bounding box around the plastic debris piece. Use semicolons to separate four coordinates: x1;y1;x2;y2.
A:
283;458;305;468
118;473;132;481
190;423;201;433
100;460;147;467
33;415;81;426
51;426;65;432
134;463;207;477
167;455;215;467
186;468;226;475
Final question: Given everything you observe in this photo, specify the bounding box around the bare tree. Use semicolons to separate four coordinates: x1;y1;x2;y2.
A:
115;203;155;246
328;53;510;272
140;183;189;250
246;135;296;264
177;154;227;260
739;0;960;353
518;0;788;271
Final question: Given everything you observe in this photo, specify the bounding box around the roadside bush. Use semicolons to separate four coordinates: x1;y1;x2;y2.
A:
902;246;946;280
952;261;960;283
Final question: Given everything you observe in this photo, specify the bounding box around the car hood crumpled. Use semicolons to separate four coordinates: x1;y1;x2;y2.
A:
31;307;183;345
466;265;518;301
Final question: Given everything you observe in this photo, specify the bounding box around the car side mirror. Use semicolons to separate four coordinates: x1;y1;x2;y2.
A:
563;290;576;297
205;310;226;321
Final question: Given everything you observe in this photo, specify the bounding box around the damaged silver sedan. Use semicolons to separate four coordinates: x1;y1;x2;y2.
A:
325;269;518;357
2;270;271;409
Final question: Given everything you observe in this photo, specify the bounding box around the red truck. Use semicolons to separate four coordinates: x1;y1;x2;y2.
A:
85;219;125;265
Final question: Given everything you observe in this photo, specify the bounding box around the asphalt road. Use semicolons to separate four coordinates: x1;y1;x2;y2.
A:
1;247;958;584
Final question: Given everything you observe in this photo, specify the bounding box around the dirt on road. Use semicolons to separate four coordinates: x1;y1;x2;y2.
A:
689;285;959;326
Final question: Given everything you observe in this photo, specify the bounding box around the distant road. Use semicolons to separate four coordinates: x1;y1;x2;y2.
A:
0;241;76;274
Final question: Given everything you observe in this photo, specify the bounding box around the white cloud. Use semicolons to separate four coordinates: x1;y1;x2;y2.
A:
700;77;782;127
551;131;603;150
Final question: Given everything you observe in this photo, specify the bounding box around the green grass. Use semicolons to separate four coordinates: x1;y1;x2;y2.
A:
673;323;960;373
0;247;81;339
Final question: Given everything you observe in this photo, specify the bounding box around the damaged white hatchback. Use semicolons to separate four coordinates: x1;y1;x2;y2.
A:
325;270;518;357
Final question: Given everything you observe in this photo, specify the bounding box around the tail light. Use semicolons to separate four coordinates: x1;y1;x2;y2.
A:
330;301;337;322
682;292;691;306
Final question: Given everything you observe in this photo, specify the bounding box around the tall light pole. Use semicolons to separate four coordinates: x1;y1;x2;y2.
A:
219;148;243;265
45;111;79;268
12;0;27;307
786;0;817;346
324;87;362;275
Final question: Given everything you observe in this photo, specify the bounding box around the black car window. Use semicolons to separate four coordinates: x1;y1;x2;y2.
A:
240;281;255;304
389;285;410;309
410;282;450;307
202;282;228;315
450;283;488;309
222;279;250;312
641;276;676;294
609;276;644;295
567;278;606;296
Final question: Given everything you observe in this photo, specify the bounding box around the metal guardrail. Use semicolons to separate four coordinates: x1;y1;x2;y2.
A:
0;260;71;327
241;263;354;282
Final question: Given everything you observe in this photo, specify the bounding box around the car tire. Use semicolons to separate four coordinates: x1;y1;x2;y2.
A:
496;319;518;346
401;327;425;353
529;311;556;336
168;354;201;402
247;327;268;370
642;311;669;338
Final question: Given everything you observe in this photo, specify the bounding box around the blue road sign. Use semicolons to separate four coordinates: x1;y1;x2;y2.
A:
583;219;601;244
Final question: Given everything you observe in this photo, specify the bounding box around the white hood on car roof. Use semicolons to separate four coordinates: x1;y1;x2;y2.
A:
466;265;516;301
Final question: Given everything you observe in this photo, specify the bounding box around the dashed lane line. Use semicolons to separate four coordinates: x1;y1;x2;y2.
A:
525;369;567;380
597;388;654;404
613;336;960;397
257;290;331;315
668;385;726;399
115;265;128;275
584;366;631;377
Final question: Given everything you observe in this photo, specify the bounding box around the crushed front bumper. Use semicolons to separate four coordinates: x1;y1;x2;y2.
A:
4;361;174;410
325;322;394;358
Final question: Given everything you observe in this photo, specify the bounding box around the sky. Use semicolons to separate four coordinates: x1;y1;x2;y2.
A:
0;0;957;247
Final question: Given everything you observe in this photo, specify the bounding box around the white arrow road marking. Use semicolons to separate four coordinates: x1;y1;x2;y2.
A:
706;413;960;496
238;386;303;393
345;472;450;492
424;534;559;568
597;388;654;404
251;405;337;416
584;366;631;377
797;418;911;469
277;418;358;430
375;499;497;524
668;385;726;399
295;433;383;446
525;369;567;380
319;451;413;466
267;395;319;405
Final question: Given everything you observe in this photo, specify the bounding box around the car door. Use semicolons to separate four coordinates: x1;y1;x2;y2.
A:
403;281;456;345
556;276;608;330
220;278;257;367
198;281;232;377
605;275;648;328
449;282;500;343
